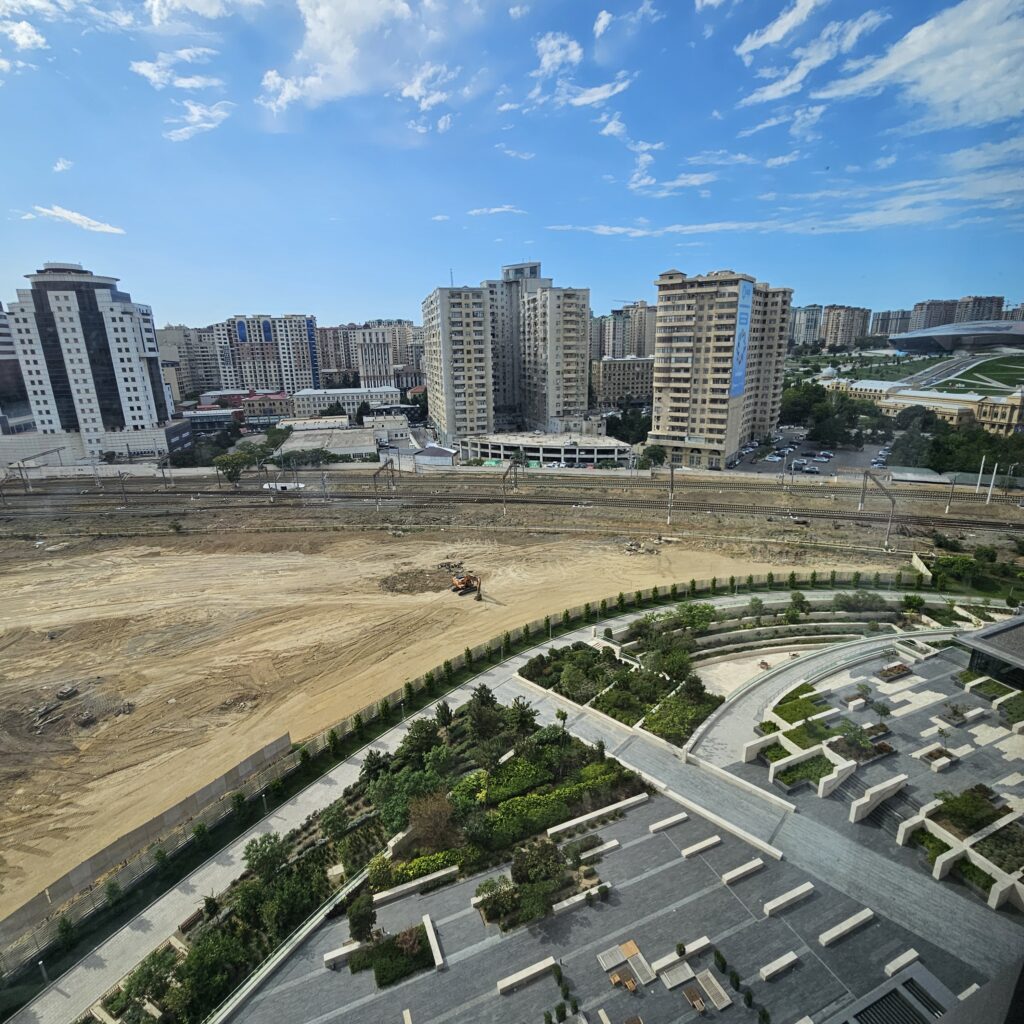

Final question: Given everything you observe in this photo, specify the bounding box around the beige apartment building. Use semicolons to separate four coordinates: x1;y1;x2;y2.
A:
649;269;791;469
211;314;320;393
822;305;871;348
590;355;654;407
422;285;494;445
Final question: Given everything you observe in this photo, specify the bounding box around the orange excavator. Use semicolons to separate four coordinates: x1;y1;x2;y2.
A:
451;572;480;595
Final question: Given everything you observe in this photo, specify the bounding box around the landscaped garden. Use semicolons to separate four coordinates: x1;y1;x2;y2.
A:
932;785;1005;839
1000;691;1024;725
776;755;834;788
974;821;1024;874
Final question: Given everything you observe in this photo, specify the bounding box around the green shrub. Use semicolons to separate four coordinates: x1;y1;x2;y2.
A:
772;697;822;724
777;755;833;786
953;859;995;892
642;692;725;746
760;742;789;763
555;1003;567;1022
759;720;779;734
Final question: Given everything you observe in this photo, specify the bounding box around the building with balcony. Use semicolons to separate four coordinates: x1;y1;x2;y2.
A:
649;268;791;470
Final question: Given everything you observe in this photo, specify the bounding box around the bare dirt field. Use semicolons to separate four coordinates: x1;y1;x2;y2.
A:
0;524;829;919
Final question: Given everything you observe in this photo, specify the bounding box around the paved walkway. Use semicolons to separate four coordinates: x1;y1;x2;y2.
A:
12;590;1004;1024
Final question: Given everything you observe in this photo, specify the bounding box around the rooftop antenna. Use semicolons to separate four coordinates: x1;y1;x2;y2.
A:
449;268;454;286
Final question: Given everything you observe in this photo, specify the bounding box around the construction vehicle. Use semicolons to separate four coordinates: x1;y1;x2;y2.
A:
451;572;480;595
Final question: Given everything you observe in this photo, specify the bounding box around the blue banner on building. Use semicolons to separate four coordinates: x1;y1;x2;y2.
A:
730;280;753;398
306;317;320;388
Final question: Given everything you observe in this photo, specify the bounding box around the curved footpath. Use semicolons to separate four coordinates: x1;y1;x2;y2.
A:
10;590;1020;1024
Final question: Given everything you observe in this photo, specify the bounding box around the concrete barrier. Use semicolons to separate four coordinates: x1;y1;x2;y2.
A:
819;908;874;946
371;866;459;906
649;811;689;833
580;839;619;861
323;940;362;970
721;858;764;885
546;793;648;837
496;956;557;994
884;949;919;977
759;951;798;980
681;835;721;859
683;935;711;956
849;774;908;824
764;881;815;917
422;914;444;970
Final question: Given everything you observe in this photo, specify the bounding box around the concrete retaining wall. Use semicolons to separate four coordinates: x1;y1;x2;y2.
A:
849;774;908;823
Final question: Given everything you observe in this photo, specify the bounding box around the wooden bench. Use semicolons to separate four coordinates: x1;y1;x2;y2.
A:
683;987;706;1012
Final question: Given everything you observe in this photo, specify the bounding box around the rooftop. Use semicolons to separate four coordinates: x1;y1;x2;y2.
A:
465;432;631;449
959;616;1024;671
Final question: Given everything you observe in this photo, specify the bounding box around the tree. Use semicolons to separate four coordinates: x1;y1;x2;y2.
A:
347;891;376;943
408;791;458;852
243;832;287;883
642;443;667;466
213;451;252;484
57;915;76;952
435;700;453;730
359;747;392;785
747;596;766;621
506;695;538;740
555;708;568;736
468;684;502;740
354;401;372;425
903;594;925;612
511;840;565;884
105;879;123;906
400;718;441;765
321;401;346;417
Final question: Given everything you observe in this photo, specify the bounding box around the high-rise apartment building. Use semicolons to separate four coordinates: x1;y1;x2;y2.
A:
591;355;654;407
955;295;1004;322
354;332;394;389
316;325;358;375
156;329;194;403
422;284;494;445
822;305;871;348
0;301;30;433
212;314;320;394
909;299;958;331
589;301;657;360
1003;304;1024;322
649;268;791;470
790;305;823;347
870;309;911;337
4;263;171;455
518;275;590;433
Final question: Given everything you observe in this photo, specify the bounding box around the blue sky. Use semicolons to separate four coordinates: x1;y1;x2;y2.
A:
2;0;1022;325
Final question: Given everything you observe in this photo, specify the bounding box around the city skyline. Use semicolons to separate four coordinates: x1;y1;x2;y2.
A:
3;0;1022;324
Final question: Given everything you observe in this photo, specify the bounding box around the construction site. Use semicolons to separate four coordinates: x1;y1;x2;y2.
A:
0;464;1021;927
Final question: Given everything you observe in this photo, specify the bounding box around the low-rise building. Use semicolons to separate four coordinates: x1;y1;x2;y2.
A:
459;431;631;467
414;445;458;468
277;418;378;458
199;388;283;408
183;407;244;436
362;412;411;445
824;378;1024;435
291;386;401;418
590;355;654;407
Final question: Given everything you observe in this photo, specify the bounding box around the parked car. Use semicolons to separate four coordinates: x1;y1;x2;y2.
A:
765;454;783;462
803;465;821;474
812;455;830;463
791;459;807;469
819;450;835;458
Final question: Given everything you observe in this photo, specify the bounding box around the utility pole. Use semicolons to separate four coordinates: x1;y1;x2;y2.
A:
945;477;955;515
666;462;674;526
975;454;986;493
117;472;128;506
986;462;998;505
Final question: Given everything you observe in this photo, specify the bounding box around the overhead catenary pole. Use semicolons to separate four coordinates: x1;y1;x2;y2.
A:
945;477;955;515
975;454;986;493
666;462;674;526
986;462;998;505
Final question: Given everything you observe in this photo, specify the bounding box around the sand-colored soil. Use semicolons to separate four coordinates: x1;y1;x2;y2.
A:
0;528;794;919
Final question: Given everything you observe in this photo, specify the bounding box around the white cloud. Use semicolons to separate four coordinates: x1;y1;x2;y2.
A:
144;0;260;26
710;108;723;120
789;103;826;140
558;71;633;107
52;156;71;171
873;154;896;169
736;0;829;66
694;0;725;10
740;11;889;106
431;213;449;221
436;113;452;133
594;10;612;38
687;149;759;165
162;99;233;141
598;111;627;138
33;203;125;234
468;205;526;215
130;47;220;90
495;142;534;159
258;0;436;113
0;18;46;47
400;62;458;111
497;101;519;112
508;4;528;18
738;114;789;137
766;150;801;167
813;0;1024;130
532;31;582;78
406;119;429;134
947;134;1024;172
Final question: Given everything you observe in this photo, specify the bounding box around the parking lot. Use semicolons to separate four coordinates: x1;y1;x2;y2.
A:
728;428;892;479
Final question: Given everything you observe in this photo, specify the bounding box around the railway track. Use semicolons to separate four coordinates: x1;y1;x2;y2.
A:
2;487;1021;533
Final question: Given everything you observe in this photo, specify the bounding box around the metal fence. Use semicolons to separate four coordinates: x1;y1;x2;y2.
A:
0;566;917;980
